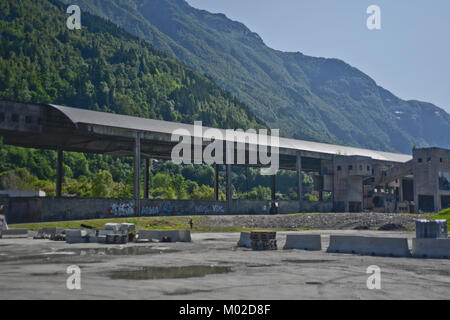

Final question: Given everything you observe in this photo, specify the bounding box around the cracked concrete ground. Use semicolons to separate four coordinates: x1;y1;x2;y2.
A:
0;230;449;299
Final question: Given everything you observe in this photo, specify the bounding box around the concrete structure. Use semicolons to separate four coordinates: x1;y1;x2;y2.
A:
138;230;191;242
412;238;450;259
0;100;448;221
283;234;321;250
327;235;411;257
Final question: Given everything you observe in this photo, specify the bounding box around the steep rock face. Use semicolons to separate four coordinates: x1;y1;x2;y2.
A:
62;0;450;153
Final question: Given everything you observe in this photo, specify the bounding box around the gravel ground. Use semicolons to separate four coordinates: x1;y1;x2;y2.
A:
203;213;430;230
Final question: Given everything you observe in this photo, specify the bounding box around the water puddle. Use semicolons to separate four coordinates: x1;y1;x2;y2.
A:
282;259;334;264
57;246;179;256
110;265;232;280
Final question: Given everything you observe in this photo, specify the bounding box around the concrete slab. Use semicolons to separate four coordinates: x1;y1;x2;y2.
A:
283;234;322;251
0;229;28;238
412;238;450;259
327;235;411;257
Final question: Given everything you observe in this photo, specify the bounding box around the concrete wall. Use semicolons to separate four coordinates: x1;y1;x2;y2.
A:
4;196;334;223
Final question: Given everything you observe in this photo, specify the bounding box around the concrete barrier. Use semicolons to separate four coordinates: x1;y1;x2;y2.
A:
138;230;191;242
327;235;410;257
237;232;251;248
412;238;450;259
66;229;88;244
0;229;28;238
283;234;321;251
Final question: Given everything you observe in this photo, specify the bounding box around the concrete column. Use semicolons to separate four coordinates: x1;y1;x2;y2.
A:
271;174;276;201
134;132;141;216
296;153;303;207
56;149;63;197
214;164;219;201
226;164;232;206
144;158;150;199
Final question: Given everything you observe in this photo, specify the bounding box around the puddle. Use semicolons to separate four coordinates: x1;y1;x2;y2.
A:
305;281;322;285
110;265;232;280
282;259;334;264
57;246;179;256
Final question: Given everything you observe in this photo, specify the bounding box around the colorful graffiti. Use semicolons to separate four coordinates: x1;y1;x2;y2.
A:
109;201;135;217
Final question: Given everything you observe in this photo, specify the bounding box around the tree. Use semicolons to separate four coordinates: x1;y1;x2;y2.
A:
91;170;113;198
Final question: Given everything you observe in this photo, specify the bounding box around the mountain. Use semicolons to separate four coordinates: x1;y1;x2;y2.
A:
0;0;264;130
0;0;266;195
60;0;450;153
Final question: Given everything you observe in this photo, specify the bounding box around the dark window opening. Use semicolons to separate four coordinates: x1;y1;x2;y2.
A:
348;165;353;171
11;114;19;122
359;165;363;170
418;158;422;163
427;157;431;162
337;166;342;171
367;165;370;171
440;158;443;163
25;116;32;124
0;112;4;122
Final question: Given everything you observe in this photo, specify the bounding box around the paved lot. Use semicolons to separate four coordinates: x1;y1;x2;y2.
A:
0;230;449;299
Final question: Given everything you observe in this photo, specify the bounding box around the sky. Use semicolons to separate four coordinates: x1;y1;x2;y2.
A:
186;0;450;114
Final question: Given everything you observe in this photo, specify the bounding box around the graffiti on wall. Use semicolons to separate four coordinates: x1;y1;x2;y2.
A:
194;204;225;214
141;203;184;216
108;201;135;217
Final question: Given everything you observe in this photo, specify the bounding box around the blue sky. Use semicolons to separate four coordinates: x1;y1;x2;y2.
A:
187;0;450;114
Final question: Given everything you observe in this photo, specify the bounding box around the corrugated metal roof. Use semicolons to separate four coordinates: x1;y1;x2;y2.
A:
49;104;412;163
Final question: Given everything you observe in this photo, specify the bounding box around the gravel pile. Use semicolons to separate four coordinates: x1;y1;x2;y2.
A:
204;213;430;231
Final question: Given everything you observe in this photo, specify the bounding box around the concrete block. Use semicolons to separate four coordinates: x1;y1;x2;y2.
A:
120;223;136;233
1;229;28;238
237;232;251;248
412;238;450;259
415;220;448;238
178;230;191;242
138;230;161;241
36;227;64;238
98;229;115;236
283;234;322;251
97;235;106;244
66;229;87;237
327;235;410;257
104;223;120;232
160;230;179;242
137;229;190;242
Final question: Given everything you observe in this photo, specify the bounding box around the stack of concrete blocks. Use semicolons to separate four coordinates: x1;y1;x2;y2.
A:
327;235;410;257
412;219;450;259
137;229;191;242
415;220;447;239
283;234;322;251
250;232;277;251
34;227;65;240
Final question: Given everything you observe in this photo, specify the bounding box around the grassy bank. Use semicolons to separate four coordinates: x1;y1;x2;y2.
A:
9;216;307;233
430;208;450;230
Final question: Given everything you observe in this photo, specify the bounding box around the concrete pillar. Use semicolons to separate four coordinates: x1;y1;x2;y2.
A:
56;149;63;197
144;158;150;199
214;164;219;201
271;174;276;201
134;132;141;216
296;153;303;208
226;164;232;206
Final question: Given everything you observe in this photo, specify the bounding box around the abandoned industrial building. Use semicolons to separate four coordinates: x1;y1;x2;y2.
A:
0;100;449;223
